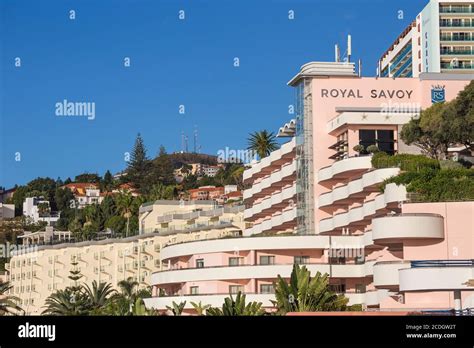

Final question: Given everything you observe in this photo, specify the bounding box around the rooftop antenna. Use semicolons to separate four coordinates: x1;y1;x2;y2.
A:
181;131;185;153
194;126;198;153
185;135;189;153
347;34;352;63
335;44;340;63
358;59;362;77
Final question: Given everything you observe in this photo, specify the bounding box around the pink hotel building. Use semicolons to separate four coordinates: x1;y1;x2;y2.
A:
144;62;474;314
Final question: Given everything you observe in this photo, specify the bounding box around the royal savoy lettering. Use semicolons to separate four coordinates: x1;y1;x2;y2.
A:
321;89;413;99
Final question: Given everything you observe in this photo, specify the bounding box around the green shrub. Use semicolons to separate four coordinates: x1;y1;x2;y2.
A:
366;145;380;154
439;160;463;170
372;152;440;172
382;167;474;202
353;145;365;154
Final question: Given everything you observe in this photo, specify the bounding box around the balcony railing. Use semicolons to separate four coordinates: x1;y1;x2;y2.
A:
411;260;474;268
440;6;473;14
440;36;474;42
441;62;474;69
440;23;474;28
441;50;474;55
158;261;369;273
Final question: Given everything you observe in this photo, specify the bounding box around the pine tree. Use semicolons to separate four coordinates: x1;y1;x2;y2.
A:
102;170;114;192
68;261;83;289
127;134;150;191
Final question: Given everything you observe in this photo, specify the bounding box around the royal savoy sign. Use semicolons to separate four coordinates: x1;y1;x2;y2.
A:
321;89;414;99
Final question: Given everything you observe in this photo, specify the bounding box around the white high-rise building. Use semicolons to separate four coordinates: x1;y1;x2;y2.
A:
379;0;474;78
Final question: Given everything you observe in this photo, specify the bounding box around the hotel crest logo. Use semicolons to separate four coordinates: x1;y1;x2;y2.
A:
431;85;446;104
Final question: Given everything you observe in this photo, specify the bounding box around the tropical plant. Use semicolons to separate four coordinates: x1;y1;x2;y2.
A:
190;301;211;316
83;281;116;312
0;281;23;315
166;301;186;316
353;144;365;154
272;264;353;314
116;192;134;237
42;288;89;316
247;130;279;159
366;145;380;154
117;277;139;300
206;292;265;316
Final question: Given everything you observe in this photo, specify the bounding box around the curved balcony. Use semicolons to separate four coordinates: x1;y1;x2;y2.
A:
243;162;296;202
373;261;410;289
317;156;372;184
144;289;377;311
318;183;407;234
243;138;296;183
151;262;375;286
372;214;444;245
244;184;297;221
159;234;376;261
245;207;296;236
400;260;474;292
144;293;276;311
318;168;400;209
343;289;391;307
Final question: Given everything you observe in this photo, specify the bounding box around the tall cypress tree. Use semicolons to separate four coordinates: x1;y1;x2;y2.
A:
127;134;150;191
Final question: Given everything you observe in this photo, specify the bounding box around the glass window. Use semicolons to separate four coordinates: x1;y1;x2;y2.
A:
359;130;376;151
377;130;395;154
196;259;204;268
260;284;275;294
294;256;310;265
228;257;242;266
190;286;199;295
229;285;244;294
259;255;275;265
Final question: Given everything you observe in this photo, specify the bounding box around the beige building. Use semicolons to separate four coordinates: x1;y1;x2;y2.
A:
5;201;244;315
0;203;15;220
138;200;244;234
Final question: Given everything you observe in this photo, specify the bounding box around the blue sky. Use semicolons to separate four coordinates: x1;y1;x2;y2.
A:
0;0;427;188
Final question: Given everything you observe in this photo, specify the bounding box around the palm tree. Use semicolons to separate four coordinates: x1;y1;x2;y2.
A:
42;288;89;316
166;301;186;316
206;292;265;316
0;281;23;315
272;264;353;314
190;301;211;316
117;277;139;300
116;192;134;237
247;130;279;159
84;281;116;310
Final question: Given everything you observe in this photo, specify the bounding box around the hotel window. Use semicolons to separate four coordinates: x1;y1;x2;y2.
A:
196;259;204;268
294;256;310;265
229;285;244;294
228;257;243;266
190;286;199;295
260;284;275;294
329;256;346;265
330;284;346;293
359;129;395;155
259;255;275;265
355;284;366;294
